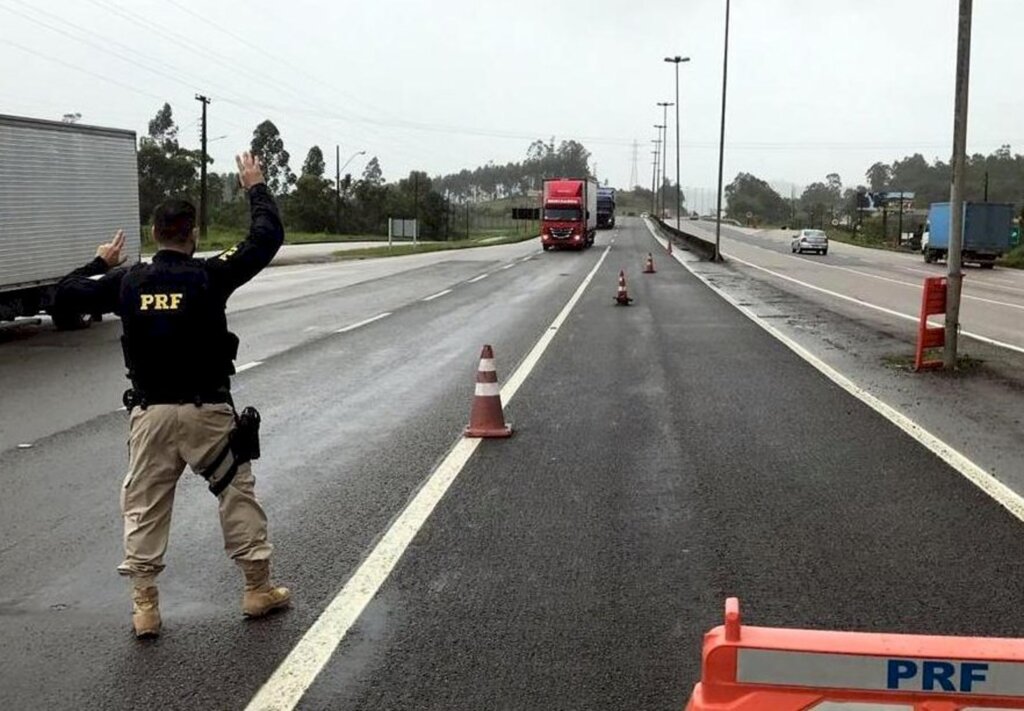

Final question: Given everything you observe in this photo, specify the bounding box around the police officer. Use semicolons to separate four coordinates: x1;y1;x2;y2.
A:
55;152;290;638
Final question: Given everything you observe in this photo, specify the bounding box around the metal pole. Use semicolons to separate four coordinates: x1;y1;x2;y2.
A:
653;129;665;217
983;170;989;201
713;0;731;262
335;145;341;234
665;57;690;230
898;193;904;247
195;94;210;239
945;0;972;369
658;103;672;219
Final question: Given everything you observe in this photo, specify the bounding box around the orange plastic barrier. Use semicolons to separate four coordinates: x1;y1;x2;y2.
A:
686;598;1024;710
915;276;947;371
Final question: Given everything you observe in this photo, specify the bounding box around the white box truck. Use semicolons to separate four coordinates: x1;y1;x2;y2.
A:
0;114;140;329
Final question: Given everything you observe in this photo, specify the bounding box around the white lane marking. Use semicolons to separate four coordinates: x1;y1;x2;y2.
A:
467;273;490;284
421;289;453;302
244;245;611;711
644;219;1024;525
723;250;1024;355
334;312;392;334
499;263;516;271
236;361;263;373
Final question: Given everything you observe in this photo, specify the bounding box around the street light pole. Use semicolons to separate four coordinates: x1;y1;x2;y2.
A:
665;56;691;230
650;149;659;216
653;125;666;217
713;0;731;262
657;102;673;220
334;149;366;234
945;0;973;369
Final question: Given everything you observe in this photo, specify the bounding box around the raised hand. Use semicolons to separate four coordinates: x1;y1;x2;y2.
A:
96;229;127;267
236;152;266;190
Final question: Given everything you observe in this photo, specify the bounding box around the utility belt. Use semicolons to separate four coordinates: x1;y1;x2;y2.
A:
122;387;233;411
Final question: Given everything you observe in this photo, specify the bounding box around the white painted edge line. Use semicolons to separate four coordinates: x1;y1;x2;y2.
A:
499;263;516;271
723;248;1024;356
244;244;612;711
421;289;453;302
467;273;490;284
236;361;264;373
642;218;1024;526
334;312;392;334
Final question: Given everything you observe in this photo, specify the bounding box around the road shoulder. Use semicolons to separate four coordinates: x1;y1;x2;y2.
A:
647;219;1024;505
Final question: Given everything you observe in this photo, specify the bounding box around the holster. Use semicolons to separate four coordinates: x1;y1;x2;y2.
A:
198;406;261;496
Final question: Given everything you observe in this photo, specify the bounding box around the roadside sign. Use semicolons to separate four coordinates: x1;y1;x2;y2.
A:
1012;225;1021;247
745;212;753;218
831;219;840;227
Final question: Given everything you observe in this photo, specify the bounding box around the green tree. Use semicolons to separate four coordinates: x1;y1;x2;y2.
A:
288;145;333;232
725;172;789;223
250;120;295;195
136;102;201;223
865;162;891;191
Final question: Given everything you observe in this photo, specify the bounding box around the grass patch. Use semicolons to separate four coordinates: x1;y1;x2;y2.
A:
333;230;537;260
142;226;387;255
998;245;1024;269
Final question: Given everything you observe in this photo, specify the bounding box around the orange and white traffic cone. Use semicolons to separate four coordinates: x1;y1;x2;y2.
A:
464;345;513;438
615;270;633;305
643;253;656;274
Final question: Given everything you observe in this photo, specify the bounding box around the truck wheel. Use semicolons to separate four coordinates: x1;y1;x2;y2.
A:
51;310;91;331
923;250;935;264
980;262;995;270
542;245;551;251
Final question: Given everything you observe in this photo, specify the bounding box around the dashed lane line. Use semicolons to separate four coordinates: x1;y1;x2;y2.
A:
334;312;392;334
236;361;264;373
467;273;490;284
421;289;453;302
244;245;612;711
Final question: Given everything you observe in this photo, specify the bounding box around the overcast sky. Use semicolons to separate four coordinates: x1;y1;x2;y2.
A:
2;0;1022;209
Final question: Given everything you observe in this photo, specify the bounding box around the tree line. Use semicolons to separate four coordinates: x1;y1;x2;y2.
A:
724;147;1024;230
137;103;595;239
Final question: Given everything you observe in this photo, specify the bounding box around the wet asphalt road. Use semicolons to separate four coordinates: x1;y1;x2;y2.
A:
696;221;1024;352
3;218;1024;710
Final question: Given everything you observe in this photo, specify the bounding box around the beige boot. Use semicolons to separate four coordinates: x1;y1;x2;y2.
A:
131;586;161;639
241;561;291;618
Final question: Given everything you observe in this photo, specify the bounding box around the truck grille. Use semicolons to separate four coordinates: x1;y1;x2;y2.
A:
550;228;572;239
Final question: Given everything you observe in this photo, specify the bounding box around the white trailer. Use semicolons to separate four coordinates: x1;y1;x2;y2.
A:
0;114;140;328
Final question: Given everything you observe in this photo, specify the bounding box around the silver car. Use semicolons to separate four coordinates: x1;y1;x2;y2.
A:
791;229;829;255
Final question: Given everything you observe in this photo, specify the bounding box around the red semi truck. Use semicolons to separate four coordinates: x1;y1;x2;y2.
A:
541;178;598;250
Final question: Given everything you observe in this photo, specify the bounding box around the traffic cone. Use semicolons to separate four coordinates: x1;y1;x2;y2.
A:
615;270;633;305
464;345;513;438
643;253;656;274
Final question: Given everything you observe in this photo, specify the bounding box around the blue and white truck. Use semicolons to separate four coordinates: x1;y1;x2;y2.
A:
923;202;1014;269
596;187;616;229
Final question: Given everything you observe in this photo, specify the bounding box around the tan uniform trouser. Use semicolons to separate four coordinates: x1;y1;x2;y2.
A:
117;403;272;587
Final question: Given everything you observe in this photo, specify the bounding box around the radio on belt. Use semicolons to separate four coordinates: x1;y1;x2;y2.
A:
685;598;1024;710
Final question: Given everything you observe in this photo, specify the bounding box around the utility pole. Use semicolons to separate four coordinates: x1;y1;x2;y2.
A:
665;57;690;230
650;142;660;216
897;192;905;247
657;102;673;219
335;145;341;234
945;0;973;369
195;94;211;239
629;140;639;189
713;0;732;262
653;128;665;217
983;170;989;201
413;172;420;243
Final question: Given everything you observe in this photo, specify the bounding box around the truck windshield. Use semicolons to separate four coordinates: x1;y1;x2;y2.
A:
544;207;582;221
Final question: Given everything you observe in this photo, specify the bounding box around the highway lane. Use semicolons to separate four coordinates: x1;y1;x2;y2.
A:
277;220;1024;708
0;232;607;710
683;220;1024;353
0;240;539;452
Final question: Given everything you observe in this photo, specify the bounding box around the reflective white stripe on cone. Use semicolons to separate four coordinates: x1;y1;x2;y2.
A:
465;344;512;438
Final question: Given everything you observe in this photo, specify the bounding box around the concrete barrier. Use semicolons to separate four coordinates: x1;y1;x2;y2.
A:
652;217;721;261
